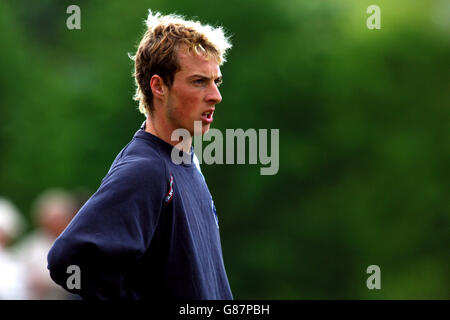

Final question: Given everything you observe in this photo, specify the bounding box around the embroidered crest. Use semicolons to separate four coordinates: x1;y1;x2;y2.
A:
165;174;174;204
212;199;219;229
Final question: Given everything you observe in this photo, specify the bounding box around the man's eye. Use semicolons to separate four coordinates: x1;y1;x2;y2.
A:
215;80;223;87
194;79;205;85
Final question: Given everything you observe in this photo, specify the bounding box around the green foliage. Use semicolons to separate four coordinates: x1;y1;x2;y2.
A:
0;0;448;299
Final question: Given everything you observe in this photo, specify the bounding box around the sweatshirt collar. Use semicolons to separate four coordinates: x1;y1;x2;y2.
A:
134;121;194;167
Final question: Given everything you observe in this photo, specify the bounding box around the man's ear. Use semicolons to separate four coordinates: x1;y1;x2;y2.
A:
150;75;167;98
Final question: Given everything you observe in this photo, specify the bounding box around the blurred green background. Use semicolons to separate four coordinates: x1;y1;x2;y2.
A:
0;0;449;299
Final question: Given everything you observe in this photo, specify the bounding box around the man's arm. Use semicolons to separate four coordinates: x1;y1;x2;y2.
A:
47;158;167;299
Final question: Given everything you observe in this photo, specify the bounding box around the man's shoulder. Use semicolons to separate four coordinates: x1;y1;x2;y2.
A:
105;151;168;189
122;133;162;159
118;154;167;176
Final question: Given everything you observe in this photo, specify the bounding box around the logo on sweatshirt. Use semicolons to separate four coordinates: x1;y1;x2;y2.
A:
212;199;219;229
165;175;174;204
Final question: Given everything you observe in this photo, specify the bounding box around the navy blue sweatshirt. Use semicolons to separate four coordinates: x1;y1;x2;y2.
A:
47;126;233;300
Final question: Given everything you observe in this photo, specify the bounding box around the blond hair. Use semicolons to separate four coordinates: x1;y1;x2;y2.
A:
130;10;232;116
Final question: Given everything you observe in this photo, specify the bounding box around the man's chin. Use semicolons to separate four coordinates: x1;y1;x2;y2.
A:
191;123;210;136
201;123;211;135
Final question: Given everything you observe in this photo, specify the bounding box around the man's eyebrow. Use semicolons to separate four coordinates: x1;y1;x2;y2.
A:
189;74;223;81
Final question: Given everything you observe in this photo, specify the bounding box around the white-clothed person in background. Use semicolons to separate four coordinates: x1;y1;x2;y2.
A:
0;197;28;300
12;189;78;299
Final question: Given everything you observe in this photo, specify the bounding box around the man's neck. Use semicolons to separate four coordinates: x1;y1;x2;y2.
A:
145;116;192;153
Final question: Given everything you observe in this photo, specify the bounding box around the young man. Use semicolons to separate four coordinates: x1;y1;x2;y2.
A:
47;10;233;300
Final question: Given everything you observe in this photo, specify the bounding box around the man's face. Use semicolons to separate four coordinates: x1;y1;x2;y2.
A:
164;49;223;135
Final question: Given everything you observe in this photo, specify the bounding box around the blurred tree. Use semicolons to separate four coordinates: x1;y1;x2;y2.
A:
0;0;448;299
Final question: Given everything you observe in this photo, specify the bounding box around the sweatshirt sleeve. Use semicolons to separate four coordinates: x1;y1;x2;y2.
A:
47;158;167;299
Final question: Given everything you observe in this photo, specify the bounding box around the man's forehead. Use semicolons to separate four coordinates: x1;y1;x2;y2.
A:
177;49;221;78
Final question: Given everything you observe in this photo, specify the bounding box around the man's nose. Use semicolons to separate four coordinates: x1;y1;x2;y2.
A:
206;82;222;104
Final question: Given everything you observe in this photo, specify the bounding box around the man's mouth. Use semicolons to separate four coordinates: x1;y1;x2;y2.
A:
201;110;214;124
